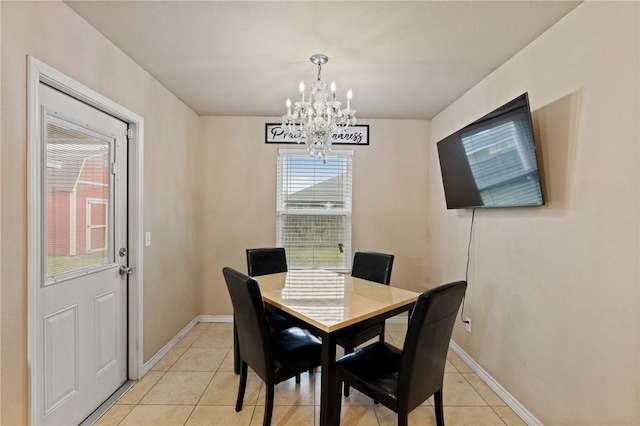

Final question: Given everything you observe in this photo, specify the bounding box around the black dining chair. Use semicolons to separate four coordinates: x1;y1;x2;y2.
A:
246;247;297;330
335;281;467;426
337;250;394;396
232;248;300;374
350;250;395;286
246;247;288;277
223;267;322;426
246;247;316;376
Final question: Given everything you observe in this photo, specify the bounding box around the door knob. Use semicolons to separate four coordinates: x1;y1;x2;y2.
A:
119;266;134;276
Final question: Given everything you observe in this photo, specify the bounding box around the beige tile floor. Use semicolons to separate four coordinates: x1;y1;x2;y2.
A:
95;322;526;426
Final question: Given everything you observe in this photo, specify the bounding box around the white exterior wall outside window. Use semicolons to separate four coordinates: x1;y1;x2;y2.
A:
276;149;353;271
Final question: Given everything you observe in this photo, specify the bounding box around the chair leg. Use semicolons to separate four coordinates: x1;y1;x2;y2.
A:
398;413;409;426
309;368;314;375
233;317;240;375
380;323;386;342
434;388;445;426
343;343;355;397
263;383;275;426
235;361;248;412
295;373;301;384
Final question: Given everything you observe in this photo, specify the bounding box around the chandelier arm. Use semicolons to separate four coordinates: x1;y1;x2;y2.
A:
317;63;322;81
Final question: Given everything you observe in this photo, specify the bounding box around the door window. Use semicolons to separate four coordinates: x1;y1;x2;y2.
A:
44;116;115;284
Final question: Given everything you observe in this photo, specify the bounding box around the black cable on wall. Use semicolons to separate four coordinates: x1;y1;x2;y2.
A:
460;208;475;324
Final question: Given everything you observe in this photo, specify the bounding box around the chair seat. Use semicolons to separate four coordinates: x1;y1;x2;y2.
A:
272;327;322;380
336;341;402;409
266;309;296;332
336;322;384;349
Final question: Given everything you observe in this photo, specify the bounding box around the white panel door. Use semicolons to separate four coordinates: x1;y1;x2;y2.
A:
36;83;128;425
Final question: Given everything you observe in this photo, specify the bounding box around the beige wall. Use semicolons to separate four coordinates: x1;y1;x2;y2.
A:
0;2;200;423
427;2;639;424
198;117;429;315
3;1;639;425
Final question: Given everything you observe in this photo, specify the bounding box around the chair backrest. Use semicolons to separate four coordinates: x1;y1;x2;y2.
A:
222;267;273;382
351;250;394;285
398;281;467;412
246;247;288;277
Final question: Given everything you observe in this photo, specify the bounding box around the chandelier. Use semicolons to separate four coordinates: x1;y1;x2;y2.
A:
282;54;357;162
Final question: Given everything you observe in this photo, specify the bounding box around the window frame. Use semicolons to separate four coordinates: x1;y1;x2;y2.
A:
276;148;353;272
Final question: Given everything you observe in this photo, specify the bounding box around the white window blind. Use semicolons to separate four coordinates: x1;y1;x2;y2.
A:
277;149;353;270
45;117;114;283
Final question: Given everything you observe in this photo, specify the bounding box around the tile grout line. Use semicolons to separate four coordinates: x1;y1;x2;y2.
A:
455;370;510;425
183;348;223;426
487;405;511;426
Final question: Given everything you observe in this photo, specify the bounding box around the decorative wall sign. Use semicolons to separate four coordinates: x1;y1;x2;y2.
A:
265;123;369;145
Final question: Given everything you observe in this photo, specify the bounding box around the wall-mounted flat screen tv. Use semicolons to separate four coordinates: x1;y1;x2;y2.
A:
436;93;544;209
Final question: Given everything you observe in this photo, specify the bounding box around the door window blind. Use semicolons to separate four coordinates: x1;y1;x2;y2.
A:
277;149;353;270
45;117;114;283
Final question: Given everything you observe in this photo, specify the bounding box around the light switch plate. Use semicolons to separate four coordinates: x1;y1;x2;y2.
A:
145;232;152;247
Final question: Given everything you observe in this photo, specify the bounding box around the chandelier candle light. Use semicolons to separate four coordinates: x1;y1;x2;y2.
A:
282;54;357;162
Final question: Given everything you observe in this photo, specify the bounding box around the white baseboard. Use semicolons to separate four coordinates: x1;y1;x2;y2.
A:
198;314;233;323
142;316;200;375
449;341;542;426
386;315;408;324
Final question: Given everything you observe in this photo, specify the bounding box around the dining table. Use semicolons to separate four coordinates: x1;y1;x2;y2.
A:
253;269;420;426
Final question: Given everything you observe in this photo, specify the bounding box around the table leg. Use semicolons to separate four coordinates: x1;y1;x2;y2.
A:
319;332;340;426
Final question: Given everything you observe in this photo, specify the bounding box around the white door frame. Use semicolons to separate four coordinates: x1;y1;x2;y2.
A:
27;56;145;424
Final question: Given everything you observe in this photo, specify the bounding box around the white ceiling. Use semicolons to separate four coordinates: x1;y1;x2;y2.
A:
65;1;581;120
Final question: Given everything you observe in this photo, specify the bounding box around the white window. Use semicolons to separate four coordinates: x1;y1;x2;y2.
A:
277;149;353;271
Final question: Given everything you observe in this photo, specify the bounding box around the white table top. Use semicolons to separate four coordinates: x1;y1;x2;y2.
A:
254;269;420;333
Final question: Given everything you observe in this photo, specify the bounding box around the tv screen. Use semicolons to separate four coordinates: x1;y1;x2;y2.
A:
436;93;544;209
